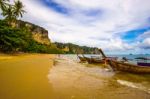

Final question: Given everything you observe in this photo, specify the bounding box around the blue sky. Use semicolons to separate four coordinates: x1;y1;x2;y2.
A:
7;0;150;54
41;0;69;15
122;27;150;41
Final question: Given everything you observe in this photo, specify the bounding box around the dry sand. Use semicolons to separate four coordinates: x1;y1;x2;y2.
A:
0;53;55;99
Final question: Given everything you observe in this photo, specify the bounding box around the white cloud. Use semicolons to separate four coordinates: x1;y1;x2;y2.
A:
136;31;150;50
2;0;150;54
137;31;150;40
139;38;150;49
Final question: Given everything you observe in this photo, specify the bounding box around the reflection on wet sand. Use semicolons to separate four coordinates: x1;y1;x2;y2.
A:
48;55;150;99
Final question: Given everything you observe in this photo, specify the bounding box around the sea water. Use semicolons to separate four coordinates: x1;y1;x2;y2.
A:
47;55;150;99
75;54;150;64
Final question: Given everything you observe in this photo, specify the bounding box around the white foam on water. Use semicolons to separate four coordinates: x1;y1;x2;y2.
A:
117;79;150;94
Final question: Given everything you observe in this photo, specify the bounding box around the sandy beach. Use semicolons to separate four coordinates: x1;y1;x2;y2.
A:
0;54;150;99
0;53;55;99
48;55;150;99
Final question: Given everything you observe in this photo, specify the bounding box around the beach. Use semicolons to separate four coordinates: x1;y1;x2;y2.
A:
0;53;55;99
0;0;150;98
49;55;150;99
0;54;150;99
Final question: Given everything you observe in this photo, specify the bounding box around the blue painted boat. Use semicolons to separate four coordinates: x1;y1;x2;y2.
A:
135;57;150;67
137;62;150;66
99;49;150;74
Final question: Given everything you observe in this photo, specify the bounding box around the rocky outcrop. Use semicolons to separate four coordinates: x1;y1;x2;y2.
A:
17;20;51;45
54;42;99;54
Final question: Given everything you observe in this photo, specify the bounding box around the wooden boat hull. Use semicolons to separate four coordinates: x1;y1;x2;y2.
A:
78;56;86;62
84;57;104;64
107;60;150;74
137;62;150;67
98;48;150;74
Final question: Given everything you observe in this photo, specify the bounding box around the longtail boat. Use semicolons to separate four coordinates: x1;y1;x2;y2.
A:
77;53;86;62
137;62;150;67
78;56;86;62
98;49;150;74
83;53;117;64
84;56;104;64
135;57;150;67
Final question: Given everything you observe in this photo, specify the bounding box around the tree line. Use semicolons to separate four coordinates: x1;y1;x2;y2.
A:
0;0;63;53
0;0;97;54
0;0;25;25
54;42;99;54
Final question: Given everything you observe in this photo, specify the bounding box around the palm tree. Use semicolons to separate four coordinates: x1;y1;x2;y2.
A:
13;0;26;27
2;0;25;26
0;0;9;11
13;0;26;19
2;4;15;25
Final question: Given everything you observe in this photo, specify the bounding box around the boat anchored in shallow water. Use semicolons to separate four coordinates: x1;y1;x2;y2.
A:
135;57;150;67
77;53;87;62
99;49;150;74
78;56;87;62
84;56;104;64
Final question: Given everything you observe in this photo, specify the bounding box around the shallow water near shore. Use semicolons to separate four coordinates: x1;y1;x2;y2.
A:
0;54;150;99
48;55;150;99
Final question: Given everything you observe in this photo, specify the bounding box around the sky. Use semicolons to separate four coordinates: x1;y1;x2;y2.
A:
4;0;150;54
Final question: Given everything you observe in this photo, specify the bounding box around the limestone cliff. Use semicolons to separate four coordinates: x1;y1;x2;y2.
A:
17;20;51;45
54;42;99;54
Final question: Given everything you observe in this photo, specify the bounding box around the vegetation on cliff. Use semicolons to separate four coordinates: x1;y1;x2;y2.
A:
54;42;99;54
0;0;63;54
0;20;63;53
0;0;98;54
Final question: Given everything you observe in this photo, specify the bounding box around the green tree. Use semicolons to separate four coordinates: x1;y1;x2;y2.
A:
1;0;25;26
1;4;15;25
0;0;9;11
13;0;25;19
0;21;30;52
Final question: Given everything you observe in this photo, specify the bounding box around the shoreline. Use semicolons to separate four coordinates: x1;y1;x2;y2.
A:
0;54;150;99
48;55;150;99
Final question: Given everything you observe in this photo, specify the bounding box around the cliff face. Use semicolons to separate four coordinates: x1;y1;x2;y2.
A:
54;42;99;54
17;20;51;45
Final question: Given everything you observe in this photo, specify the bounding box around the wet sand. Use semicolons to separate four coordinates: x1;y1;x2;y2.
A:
49;55;150;99
0;54;150;99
